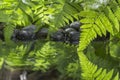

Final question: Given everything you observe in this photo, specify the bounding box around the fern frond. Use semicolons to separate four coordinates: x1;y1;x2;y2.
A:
4;23;16;43
0;1;18;22
78;10;102;51
104;6;119;32
85;44;119;71
78;0;120;51
78;24;97;51
34;5;55;25
5;43;35;67
0;1;30;26
113;73;119;80
0;11;9;22
78;52;119;80
53;1;82;28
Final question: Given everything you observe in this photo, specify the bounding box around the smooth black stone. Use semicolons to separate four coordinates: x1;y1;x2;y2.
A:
11;25;36;41
35;28;48;39
70;21;81;31
69;31;80;42
50;31;65;42
64;28;76;33
15;31;35;41
22;25;36;32
70;41;79;45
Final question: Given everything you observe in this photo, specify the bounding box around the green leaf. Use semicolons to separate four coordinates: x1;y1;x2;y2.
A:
99;13;114;35
96;69;107;80
78;25;97;51
109;41;120;60
103;69;114;80
105;6;119;32
113;73;119;80
93;24;102;36
79;10;98;18
95;18;106;36
80;18;94;24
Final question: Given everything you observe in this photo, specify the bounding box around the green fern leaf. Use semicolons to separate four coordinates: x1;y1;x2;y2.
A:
80;18;94;23
93;68;102;79
95;18;107;36
99;13;114;35
0;11;9;22
78;26;97;51
96;69;107;80
4;23;15;43
104;6;119;32
109;40;120;60
113;6;120;21
78;52;119;80
79;10;98;18
54;2;81;28
93;24;102;36
102;69;114;80
113;73;119;80
78;10;112;51
78;52;98;80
